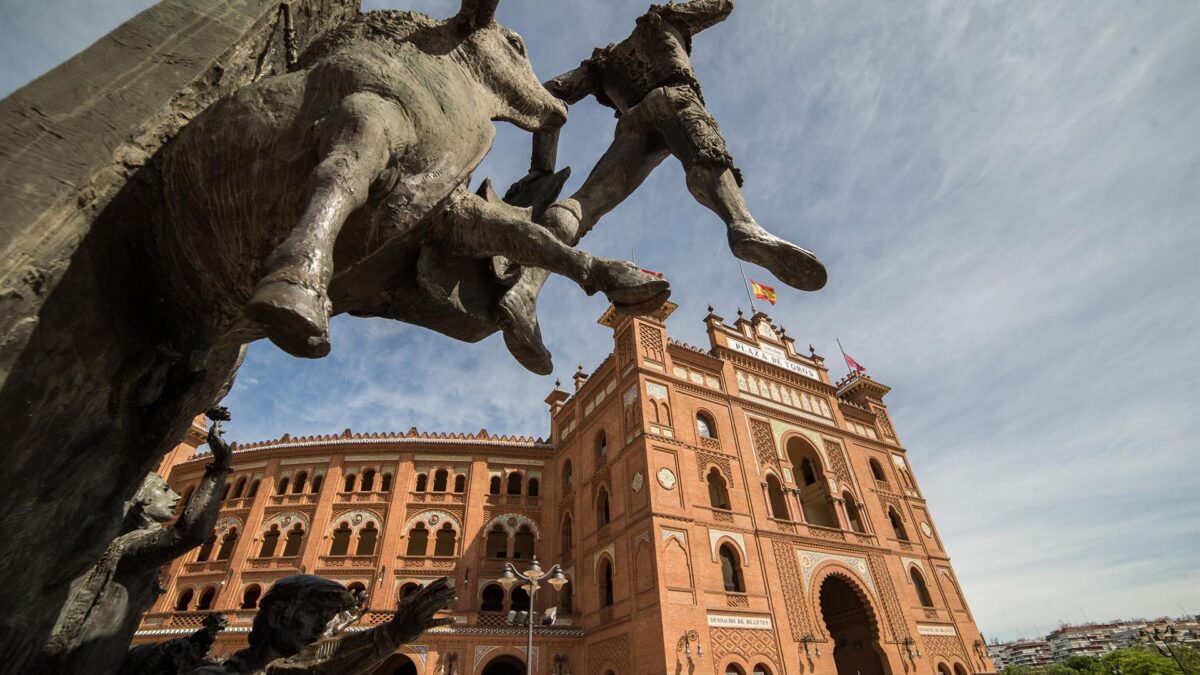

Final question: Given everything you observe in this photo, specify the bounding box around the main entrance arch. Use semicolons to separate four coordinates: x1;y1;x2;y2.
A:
818;574;889;675
370;653;417;675
481;654;525;675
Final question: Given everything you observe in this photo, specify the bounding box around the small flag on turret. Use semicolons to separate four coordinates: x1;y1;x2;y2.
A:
843;351;866;373
750;280;777;305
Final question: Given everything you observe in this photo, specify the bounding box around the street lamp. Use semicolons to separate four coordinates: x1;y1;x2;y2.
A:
677;629;704;664
498;556;569;675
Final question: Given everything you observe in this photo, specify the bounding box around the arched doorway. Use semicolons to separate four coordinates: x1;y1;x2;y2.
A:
818;574;889;675
481;654;525;675
369;653;417;675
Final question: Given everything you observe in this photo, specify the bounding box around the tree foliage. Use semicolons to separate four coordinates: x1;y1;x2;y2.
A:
1000;646;1198;675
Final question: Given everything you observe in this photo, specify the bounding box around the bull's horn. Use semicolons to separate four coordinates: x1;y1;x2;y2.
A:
457;0;499;29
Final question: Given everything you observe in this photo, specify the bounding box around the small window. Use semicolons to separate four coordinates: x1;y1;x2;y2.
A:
259;525;280;558
707;468;730;510
330;522;352;556
406;523;429;556
196;586;216;610
766;474;789;520
221;483;232;501
380;473;392;492
527;477;540;497
511;586;530;611
231;477;246;499
597;488;611;528
174;588;193;611
486;525;508;558
343;474;356;493
434;523;457;557
719;544;745;593
196;534;216;562
433;469;449;492
844;492;866;533
600;559;614;607
283;524;305;557
453;474;466;493
869;458;887;483
247;480;260;498
292;471;308;494
513;525;535;559
912;568;934;607
489;475;501;495
355;523;378;555
360;469;376;492
561;514;573;553
696;413;716;438
415;473;428;492
889;508;909;541
726;666;746;675
562;460;573;491
241;584;262;609
506;472;523;495
399;582;421;600
310;475;323;493
216;528;238;560
276;477;290;495
481;583;504;611
596;431;608;460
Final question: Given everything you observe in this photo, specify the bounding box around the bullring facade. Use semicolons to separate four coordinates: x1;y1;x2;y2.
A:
140;304;995;675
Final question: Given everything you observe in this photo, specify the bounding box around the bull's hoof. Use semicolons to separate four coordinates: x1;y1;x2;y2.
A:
498;283;553;376
729;223;828;292
591;262;671;312
246;280;331;359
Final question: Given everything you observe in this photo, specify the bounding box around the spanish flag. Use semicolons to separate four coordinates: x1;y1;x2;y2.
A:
750;280;777;305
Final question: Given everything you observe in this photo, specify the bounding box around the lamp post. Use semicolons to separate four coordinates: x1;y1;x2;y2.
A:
499;556;569;675
676;629;704;665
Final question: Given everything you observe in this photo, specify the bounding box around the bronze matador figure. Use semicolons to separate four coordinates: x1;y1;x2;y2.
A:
39;409;233;674
190;576;455;674
501;0;827;372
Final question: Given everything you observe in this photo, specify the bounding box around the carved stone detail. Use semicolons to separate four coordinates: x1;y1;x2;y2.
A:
696;449;733;483
772;539;812;640
710;627;779;671
587;634;630;675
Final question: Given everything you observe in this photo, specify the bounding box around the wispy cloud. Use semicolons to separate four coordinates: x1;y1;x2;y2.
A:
4;0;1198;642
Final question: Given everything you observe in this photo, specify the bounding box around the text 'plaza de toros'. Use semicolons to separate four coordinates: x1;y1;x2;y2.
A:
139;304;996;675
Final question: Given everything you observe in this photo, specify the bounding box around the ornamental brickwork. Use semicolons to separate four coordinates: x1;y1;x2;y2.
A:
138;304;995;675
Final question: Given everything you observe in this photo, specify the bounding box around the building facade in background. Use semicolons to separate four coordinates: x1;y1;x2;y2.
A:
988;618;1200;669
138;304;994;675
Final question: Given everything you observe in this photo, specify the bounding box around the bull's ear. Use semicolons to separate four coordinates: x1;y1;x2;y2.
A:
457;0;499;30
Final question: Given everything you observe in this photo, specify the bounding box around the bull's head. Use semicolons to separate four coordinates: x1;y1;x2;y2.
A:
452;0;568;132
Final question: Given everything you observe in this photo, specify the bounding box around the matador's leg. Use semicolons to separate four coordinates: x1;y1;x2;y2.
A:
246;92;401;358
499;116;671;374
649;86;828;292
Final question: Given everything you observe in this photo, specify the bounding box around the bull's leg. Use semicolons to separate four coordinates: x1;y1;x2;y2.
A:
441;194;669;316
246;93;396;358
499;117;670;373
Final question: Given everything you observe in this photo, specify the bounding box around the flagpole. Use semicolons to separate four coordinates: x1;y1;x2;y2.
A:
836;338;849;376
736;259;758;314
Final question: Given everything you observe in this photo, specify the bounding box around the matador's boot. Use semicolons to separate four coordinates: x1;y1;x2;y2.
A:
728;220;828;292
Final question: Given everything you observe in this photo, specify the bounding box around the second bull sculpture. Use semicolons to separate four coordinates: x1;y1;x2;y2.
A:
154;1;669;370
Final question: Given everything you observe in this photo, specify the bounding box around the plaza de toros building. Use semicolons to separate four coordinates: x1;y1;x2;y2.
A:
138;304;996;675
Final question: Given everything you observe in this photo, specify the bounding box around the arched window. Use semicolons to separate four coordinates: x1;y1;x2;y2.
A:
434;523;457;557
283;524;305;557
480;584;505;611
912;568;934;607
258;525;280;558
405;523;429;556
174;588;193;611
489;475;501;495
311;475;323;493
241;584;262;609
513;525;535;559
954;664;969;675
231;477;246;499
561;514;573;553
889;508;909;541
330;522;352;556
486;525;508;558
843;492;866;533
766;474;789;520
415;473;428;492
938;664;953;675
433;469;448;492
247;480;260;498
398;582;421;600
216;528;238;560
559;578;574;613
361;469;376;492
562;460;573;491
276;477;289;495
343;474;356;493
719;544;745;593
511;585;530;611
506;472;523;495
869;458;887;483
355;522;378;555
453;474;466;493
725;666;746;675
346;582;367;602
196;586;216;610
527;477;540;497
221;483;232;501
696;412;716;438
597;488;611;528
753;664;774;675
707;468;730;510
381;473;393;492
600;559;614;607
788;438;839;527
595;431;608;461
196;534;216;562
292;471;308;494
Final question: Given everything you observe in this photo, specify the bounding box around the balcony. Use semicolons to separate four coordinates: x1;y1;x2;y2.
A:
335;491;391;505
484;494;540;508
709;507;735;524
182;560;229;576
395;556;458;572
698;436;722;451
268;493;317;507
317;554;377;569
806;524;846;541
767;517;798;534
221;497;255;511
409;491;467;504
246;556;300;571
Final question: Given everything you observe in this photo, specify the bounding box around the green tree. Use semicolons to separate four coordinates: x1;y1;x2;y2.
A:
1100;647;1186;675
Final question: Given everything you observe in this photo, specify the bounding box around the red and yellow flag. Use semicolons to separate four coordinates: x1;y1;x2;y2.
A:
750;280;777;305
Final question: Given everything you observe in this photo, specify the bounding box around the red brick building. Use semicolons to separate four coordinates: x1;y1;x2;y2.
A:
139;304;995;675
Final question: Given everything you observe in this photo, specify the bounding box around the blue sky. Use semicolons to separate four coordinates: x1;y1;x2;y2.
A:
4;0;1197;642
